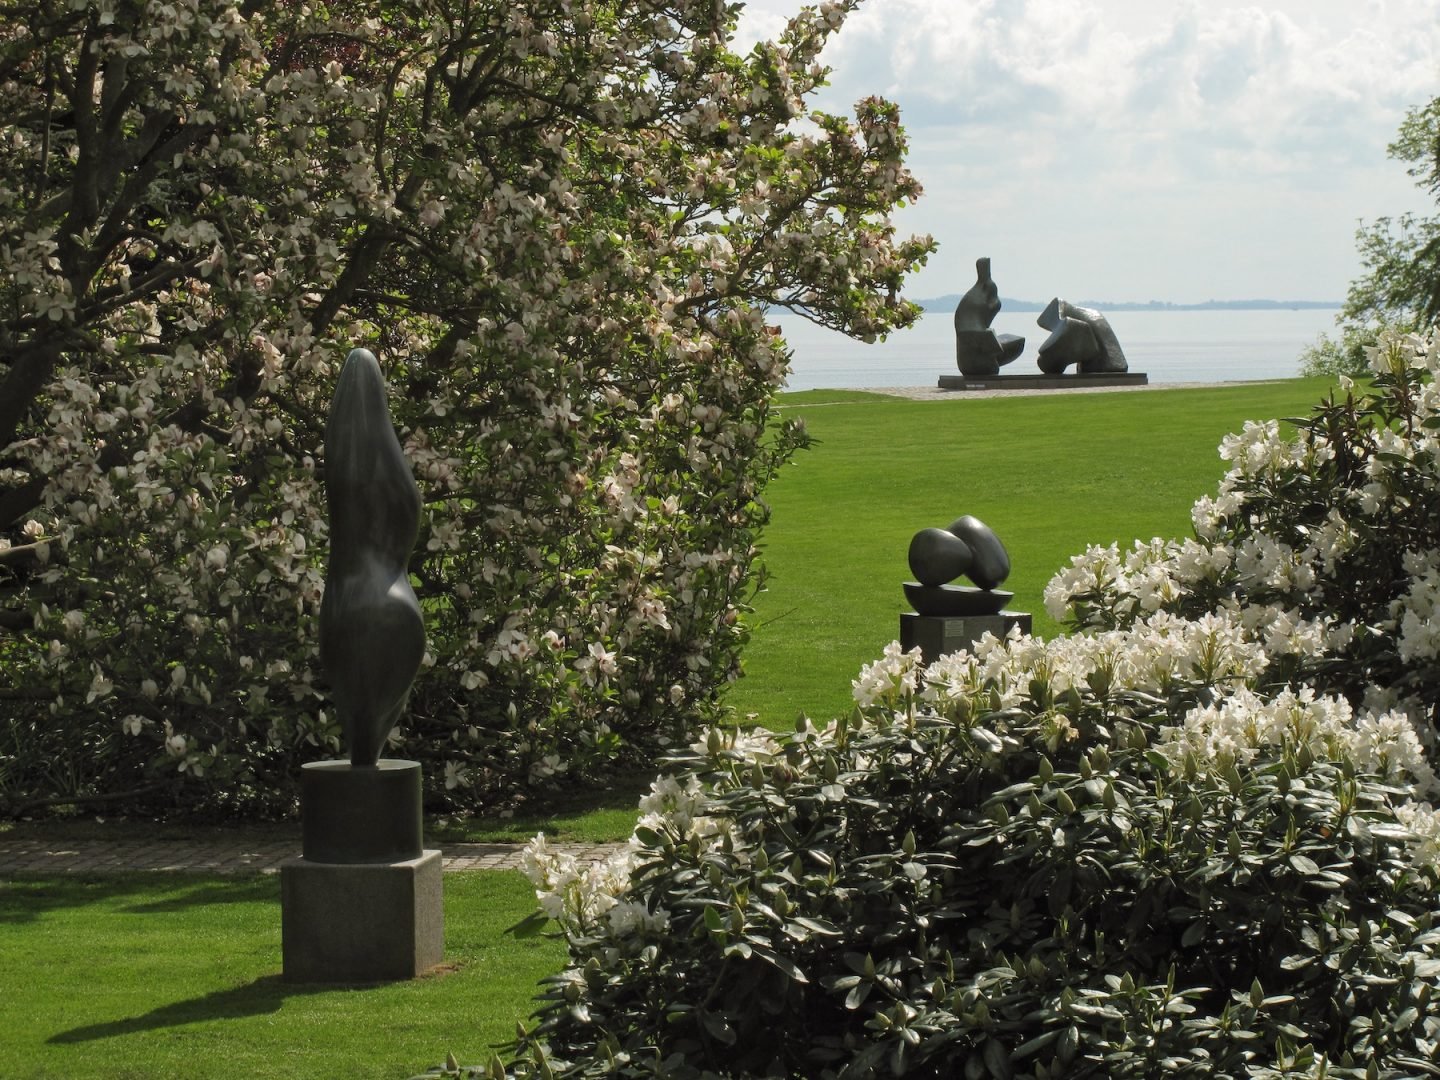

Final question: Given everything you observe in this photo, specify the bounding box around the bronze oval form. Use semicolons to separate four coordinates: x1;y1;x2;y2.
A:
946;515;1010;591
908;527;973;587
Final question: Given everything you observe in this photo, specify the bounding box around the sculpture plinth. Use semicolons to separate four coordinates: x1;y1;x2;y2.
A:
903;582;1011;617
281;851;443;983
282;348;442;984
900;611;1033;665
282;760;441;982
299;760;424;864
937;372;1149;392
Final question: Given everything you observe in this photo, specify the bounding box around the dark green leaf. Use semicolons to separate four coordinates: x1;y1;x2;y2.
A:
1289;854;1321;876
983;1036;1013;1080
702;1011;737;1045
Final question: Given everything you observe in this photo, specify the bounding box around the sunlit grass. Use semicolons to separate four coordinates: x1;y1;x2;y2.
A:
0;872;559;1080
727;379;1338;728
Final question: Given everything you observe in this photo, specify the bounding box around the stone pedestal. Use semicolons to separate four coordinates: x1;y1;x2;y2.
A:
299;759;424;864
281;850;443;982
901;611;1032;664
281;759;443;982
937;372;1148;392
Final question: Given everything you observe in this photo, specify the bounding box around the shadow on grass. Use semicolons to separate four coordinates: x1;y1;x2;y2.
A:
120;876;278;914
47;972;333;1044
0;875;277;923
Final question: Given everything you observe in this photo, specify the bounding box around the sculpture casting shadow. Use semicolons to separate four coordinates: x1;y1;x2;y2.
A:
0;876;275;925
48;974;330;1044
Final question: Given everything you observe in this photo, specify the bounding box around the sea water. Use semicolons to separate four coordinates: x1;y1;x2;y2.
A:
773;307;1342;391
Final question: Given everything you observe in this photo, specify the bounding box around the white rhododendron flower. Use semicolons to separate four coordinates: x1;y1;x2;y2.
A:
851;640;922;708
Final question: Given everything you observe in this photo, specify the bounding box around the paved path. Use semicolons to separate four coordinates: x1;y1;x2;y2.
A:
0;836;626;876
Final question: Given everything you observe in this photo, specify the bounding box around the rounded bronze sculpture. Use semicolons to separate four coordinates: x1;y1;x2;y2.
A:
907;527;973;587
1035;298;1128;374
946;514;1010;591
904;514;1012;616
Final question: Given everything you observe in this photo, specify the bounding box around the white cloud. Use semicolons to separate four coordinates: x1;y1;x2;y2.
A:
735;0;1440;301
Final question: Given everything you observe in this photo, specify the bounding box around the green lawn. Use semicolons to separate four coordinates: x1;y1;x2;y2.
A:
726;379;1338;727
0;872;559;1080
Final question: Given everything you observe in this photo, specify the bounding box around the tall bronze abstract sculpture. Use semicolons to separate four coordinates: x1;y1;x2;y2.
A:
954;257;1026;377
319;348;426;766
282;347;442;983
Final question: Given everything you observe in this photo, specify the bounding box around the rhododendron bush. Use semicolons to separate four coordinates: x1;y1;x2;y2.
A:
0;0;932;815
1046;331;1440;735
494;634;1440;1077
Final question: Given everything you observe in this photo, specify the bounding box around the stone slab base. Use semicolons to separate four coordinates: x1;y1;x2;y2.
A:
281;850;443;982
901;611;1033;664
937;372;1149;392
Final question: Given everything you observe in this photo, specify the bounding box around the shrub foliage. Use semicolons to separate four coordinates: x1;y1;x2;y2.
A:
1048;332;1440;736
499;635;1440;1078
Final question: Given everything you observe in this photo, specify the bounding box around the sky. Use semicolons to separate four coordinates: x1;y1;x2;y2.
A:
734;0;1440;305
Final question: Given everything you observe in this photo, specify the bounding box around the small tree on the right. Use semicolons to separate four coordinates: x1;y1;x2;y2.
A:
1303;95;1440;376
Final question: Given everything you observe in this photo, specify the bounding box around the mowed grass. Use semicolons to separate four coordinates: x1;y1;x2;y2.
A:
0;872;561;1080
726;379;1339;728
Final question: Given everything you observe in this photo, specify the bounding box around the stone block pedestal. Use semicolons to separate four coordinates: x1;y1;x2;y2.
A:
901;611;1032;664
281;850;443;982
281;759;443;982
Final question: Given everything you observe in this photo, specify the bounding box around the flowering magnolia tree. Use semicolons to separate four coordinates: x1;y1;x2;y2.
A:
0;0;933;815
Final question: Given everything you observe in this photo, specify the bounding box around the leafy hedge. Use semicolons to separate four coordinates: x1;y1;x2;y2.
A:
458;627;1440;1078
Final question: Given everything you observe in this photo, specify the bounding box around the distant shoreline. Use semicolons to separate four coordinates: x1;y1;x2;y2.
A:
917;296;1342;314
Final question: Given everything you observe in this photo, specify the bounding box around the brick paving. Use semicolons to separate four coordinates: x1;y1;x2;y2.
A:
0;835;626;876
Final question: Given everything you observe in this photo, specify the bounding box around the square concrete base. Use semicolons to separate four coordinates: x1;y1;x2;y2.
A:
901;611;1033;664
281;850;443;982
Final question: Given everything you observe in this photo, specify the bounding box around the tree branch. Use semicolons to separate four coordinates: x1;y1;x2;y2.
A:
1;783;169;820
0;541;47;565
0;476;46;528
0;337;63;452
307;222;397;336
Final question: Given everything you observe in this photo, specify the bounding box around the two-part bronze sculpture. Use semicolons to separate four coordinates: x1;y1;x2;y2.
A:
951;257;1138;381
